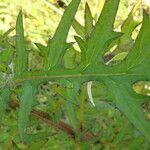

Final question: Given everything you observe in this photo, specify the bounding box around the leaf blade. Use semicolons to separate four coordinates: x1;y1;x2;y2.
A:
15;11;27;77
18;81;35;141
47;0;81;69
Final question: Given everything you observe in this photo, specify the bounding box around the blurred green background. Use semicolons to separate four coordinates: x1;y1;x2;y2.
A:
0;0;146;44
0;0;145;70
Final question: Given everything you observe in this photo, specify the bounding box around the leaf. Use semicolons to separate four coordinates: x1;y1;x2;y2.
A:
106;79;150;140
125;11;150;70
14;11;27;77
64;81;79;128
105;0;142;61
73;3;94;40
121;0;142;34
0;88;11;122
84;3;94;39
2;0;150;143
35;43;47;57
39;0;81;70
18;81;35;141
74;36;86;65
17;3;150;140
0;27;14;44
0;49;14;63
25;140;47;150
98;10;150;137
84;0;122;67
74;0;122;68
63;47;77;69
72;19;85;38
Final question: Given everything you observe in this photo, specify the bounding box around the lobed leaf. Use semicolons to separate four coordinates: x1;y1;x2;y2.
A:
125;11;150;70
84;0;122;67
104;0;142;64
1;0;150;143
106;79;150;140
39;0;81;70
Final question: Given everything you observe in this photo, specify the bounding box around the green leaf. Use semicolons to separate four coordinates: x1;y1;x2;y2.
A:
64;82;79;128
0;27;14;44
125;11;150;70
45;0;81;70
0;49;14;63
35;43;47;57
106;79;150;140
18;81;35;141
84;3;94;39
103;0;142;64
25;140;47;150
72;19;85;38
14;11;27;77
84;0;122;67
0;88;11;122
121;0;141;34
1;0;150;143
74;36;86;65
63;47;77;69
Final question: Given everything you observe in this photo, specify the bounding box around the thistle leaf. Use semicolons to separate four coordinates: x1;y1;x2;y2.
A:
103;0;142;63
85;3;94;39
106;79;150;140
1;0;150;143
74;36;86;64
18;81;35;141
84;0;121;66
15;11;27;77
64;82;79;127
35;43;47;57
125;11;150;70
0;27;14;44
46;0;81;69
72;19;85;38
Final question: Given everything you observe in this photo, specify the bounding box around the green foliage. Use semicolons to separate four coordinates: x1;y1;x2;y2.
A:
15;11;27;77
0;0;150;149
36;0;80;70
0;88;11;122
18;81;36;140
0;28;14;72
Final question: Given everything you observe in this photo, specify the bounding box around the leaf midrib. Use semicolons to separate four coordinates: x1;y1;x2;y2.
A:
15;72;150;83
